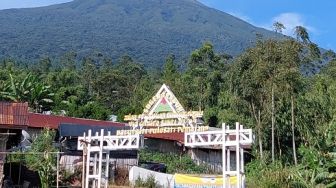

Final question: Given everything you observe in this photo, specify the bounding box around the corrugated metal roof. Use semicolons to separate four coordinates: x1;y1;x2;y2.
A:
0;102;29;126
145;133;184;143
59;123;129;137
28;113;126;129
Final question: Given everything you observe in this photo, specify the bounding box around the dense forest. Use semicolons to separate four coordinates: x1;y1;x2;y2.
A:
1;25;336;187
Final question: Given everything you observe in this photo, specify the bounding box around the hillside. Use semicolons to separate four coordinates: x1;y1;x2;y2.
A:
0;0;282;67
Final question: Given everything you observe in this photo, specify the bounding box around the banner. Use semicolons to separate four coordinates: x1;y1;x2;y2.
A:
116;126;209;136
174;174;236;188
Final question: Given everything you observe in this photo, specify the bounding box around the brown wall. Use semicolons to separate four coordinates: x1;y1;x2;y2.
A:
144;138;184;154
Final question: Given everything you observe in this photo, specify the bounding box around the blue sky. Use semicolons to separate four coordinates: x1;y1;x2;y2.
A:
1;0;335;51
199;0;336;51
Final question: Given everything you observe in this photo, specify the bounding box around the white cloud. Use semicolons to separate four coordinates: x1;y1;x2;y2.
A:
270;12;316;36
227;12;316;37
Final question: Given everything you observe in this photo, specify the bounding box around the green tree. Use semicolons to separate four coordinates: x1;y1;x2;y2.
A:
81;56;97;96
1;73;54;112
181;42;222;112
60;51;77;71
26;129;57;188
162;54;179;87
273;22;285;34
270;21;285;162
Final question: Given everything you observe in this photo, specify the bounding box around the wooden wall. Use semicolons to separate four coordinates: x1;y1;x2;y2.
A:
0;134;8;186
144;138;183;154
145;138;238;173
188;148;237;173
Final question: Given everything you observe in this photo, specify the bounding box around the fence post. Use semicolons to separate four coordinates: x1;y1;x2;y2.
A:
236;122;241;188
82;132;86;188
97;129;104;187
222;123;226;187
57;152;59;188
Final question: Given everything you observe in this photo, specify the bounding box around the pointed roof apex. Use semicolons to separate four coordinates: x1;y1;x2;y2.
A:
143;84;185;114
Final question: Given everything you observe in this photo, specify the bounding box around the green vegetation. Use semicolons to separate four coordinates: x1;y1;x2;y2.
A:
139;149;207;174
1;22;336;187
0;0;282;67
134;175;158;188
9;129;57;188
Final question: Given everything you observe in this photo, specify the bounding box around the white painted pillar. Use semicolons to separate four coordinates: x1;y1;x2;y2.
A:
236;122;241;188
98;129;104;188
56;152;59;188
82;132;86;188
222;123;226;187
105;131;111;188
85;130;92;188
240;124;245;187
226;125;231;186
93;132;99;188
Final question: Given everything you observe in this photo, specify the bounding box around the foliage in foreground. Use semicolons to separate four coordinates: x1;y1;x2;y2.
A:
134;175;158;188
9;129;57;188
247;120;336;188
139;149;208;174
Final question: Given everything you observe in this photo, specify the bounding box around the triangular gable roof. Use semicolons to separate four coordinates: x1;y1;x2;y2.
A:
144;84;185;114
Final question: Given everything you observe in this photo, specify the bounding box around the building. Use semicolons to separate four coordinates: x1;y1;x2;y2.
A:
123;84;228;172
27;113;138;174
124;84;204;128
0;102;29;186
0;102;137;187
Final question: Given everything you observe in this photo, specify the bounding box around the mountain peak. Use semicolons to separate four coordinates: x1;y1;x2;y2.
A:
0;0;280;67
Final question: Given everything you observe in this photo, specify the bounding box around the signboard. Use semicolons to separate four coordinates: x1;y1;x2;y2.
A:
116;126;209;136
124;84;204;128
174;174;237;188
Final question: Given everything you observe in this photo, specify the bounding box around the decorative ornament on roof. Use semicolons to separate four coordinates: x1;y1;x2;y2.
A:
144;84;185;114
124;84;204;129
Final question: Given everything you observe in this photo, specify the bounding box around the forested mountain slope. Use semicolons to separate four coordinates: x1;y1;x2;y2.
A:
0;0;282;67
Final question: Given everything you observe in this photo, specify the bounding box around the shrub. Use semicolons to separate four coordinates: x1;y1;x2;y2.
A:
134;174;158;188
139;149;208;174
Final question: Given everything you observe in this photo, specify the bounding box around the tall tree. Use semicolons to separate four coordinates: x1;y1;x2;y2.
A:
278;39;303;165
162;54;179;87
294;26;310;43
270;21;285;162
273;22;285;34
182;42;221;111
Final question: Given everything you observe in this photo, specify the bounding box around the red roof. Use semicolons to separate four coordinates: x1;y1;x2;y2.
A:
0;102;29;127
28;113;126;129
145;133;184;143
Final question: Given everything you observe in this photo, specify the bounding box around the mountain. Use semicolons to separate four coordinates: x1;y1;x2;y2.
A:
0;0;282;67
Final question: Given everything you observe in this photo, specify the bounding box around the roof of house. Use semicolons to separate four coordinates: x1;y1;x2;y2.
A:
144;132;184;143
28;113;126;129
0;102;29;128
59;123;128;137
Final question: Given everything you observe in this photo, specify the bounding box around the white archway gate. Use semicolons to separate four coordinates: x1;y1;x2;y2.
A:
185;122;253;188
77;122;252;188
77;129;142;188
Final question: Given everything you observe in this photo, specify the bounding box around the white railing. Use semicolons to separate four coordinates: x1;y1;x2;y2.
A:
77;129;142;188
184;122;253;188
185;128;252;147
